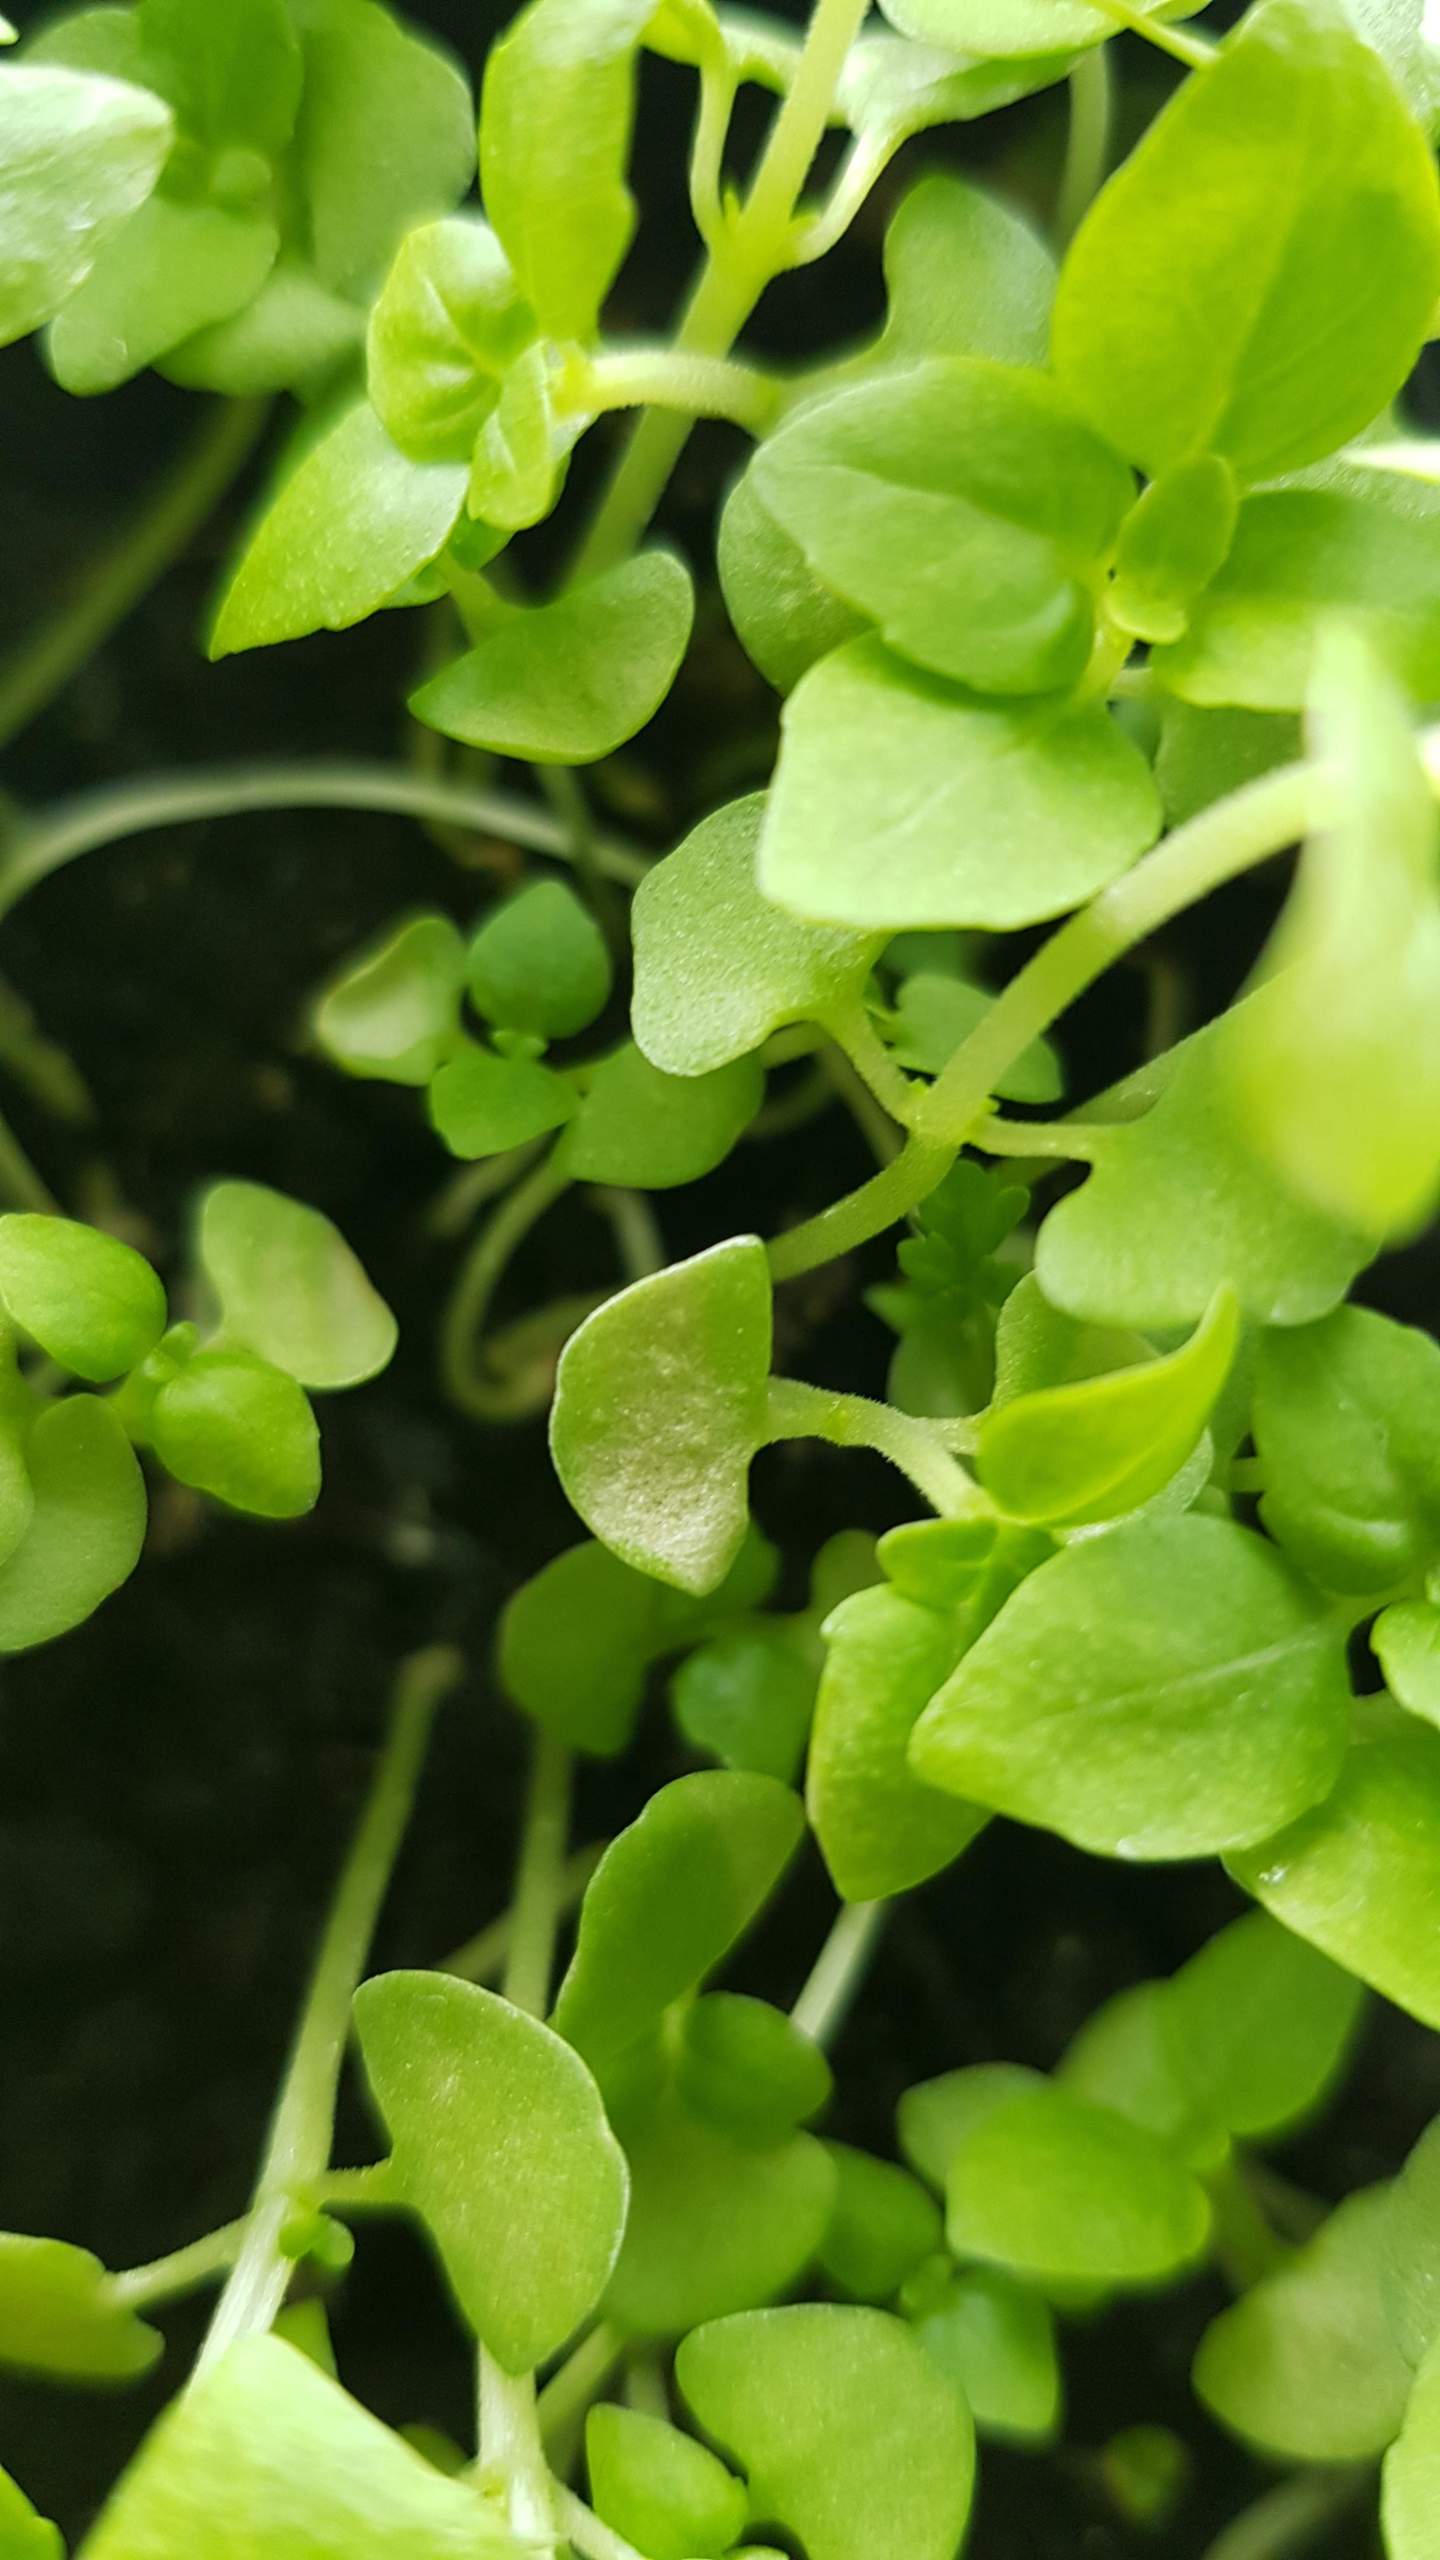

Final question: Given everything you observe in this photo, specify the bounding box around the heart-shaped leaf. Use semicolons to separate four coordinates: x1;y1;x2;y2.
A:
411;551;693;763
0;2234;159;2383
468;881;611;1039
197;1181;396;1390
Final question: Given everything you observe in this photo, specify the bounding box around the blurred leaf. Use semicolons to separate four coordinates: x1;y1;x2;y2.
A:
314;913;466;1086
0;1216;164;1382
1196;2186;1410;2459
197;1180;396;1390
0;61;171;348
412;554;693;764
468;881;611;1040
0;1398;146;1655
586;2405;746;2560
0;2235;158;2384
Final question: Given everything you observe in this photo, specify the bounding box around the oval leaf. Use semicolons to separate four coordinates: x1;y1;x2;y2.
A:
0;1214;165;1383
0;1397;146;1655
0;62;171;348
197;1180;396;1390
411;551;693;763
0;2233;158;2383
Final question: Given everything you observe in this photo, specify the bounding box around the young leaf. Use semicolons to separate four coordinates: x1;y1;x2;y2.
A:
550;1770;802;2074
0;1397;146;1655
754;361;1133;696
760;636;1159;930
942;2080;1211;2285
197;1180;396;1390
47;191;279;395
817;2144;943;2304
586;2405;747;2560
670;1618;817;1785
411;553;693;764
366;215;534;463
604;2085;837;2337
1109;455;1239;647
807;1582;988;1903
557;1044;762;1189
904;2263;1060;2445
137;0;301;152
838;31;1078;149
1384;2333;1440;2559
990;1272;1152;1405
1383;2119;1440;2370
499;1538;663;1756
210;401;465;656
0;60;173;349
718;467;867;695
879;173;1055;371
899;2063;1043;2192
149;1350;321;1520
1160;1910;1365;2143
631;795;883;1077
427;1046;575;1158
676;2304;975;2560
1252;1307;1440;1594
0;2234;159;2383
79;2333;517;2558
354;1971;628;2374
1155;699;1302;826
313;912;466;1087
1229;1701;1440;2030
1195;2187;1411;2460
1374;1600;1440;1726
883;972;1061;1103
878;0;1194;59
0;2461;60;2560
976;1285;1237;1529
677;1995;832;2147
1052;0;1440;480
911;1515;1352;1860
0;1215;165;1382
468;881;611;1040
466;340;561;530
479;0;653;340
291;0;476;293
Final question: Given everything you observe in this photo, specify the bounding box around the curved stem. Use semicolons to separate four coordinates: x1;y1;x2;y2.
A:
440;1151;572;1422
0;398;267;755
538;2322;627;2463
790;129;895;267
969;1111;1110;1162
193;1647;456;2380
502;1728;574;2020
1085;0;1214;67
1056;42;1113;243
765;1374;982;1518
790;1900;887;2047
823;1000;920;1129
440;1845;604;1984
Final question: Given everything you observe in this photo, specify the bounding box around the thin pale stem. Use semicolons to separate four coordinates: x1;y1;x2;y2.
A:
576;347;782;434
440;1151;572;1422
969;1112;1110;1162
502;1728;574;2020
1200;2467;1373;2560
479;2347;557;2546
538;2322;627;2464
440;1844;604;1984
1056;43;1114;243
1085;0;1215;68
193;1648;456;2379
689;44;738;246
791;129;895;266
110;2218;249;2311
791;1900;887;2048
557;2488;650;2560
0;1106;58;1212
824;1000;920;1129
595;1188;666;1285
765;1375;982;1519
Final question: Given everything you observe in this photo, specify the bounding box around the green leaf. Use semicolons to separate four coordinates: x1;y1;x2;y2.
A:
883;972;1061;1104
1034;1006;1374;1329
479;0;653;340
498;1539;663;1756
292;0;476;293
137;0;301;151
676;2304;975;2560
1225;628;1440;1236
314;913;466;1087
1154;700;1301;826
670;1619;817;1784
761;636;1159;930
354;1971;628;2373
1195;2186;1410;2459
1384;2333;1440;2558
990;1272;1152;1405
604;2086;836;2337
412;553;692;764
677;1995;832;2146
1052;0;1440;481
1383;2119;1440;2369
1160;1910;1365;2143
550;1770;802;2074
77;2333;518;2558
878;0;1194;59
1252;1307;1440;1594
366;215;534;463
718;466;867;695
1374;1600;1440;1726
0;2234;159;2383
161;255;364;395
977;1286;1237;1528
149;1349;321;1519
942;2080;1211;2284
210;402;466;656
0;61;171;348
0;1215;164;1382
48;190;278;394
817;2144;943;2304
466;341;563;531
899;2062;1042;2191
1109;456;1239;647
0;1397;146;1655
427;1046;575;1158
1229;1700;1440;2031
586;2405;747;2560
632;794;883;1076
1058;1983;1217;2165
557;1045;762;1192
905;2264;1060;2445
754;361;1133;696
807;1582;988;1903
0;2462;61;2560
911;1515;1352;1860
468;881;611;1040
1153;474;1440;711
196;1179;396;1389
838;30;1078;145
879;173;1055;371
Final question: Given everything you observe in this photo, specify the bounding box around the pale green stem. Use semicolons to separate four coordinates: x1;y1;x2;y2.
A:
745;1059;834;1144
623;2354;669;2421
1056;43;1114;243
110;2218;249;2311
823;1000;921;1128
440;1845;604;1984
479;2346;557;2547
1085;0;1215;68
0;764;647;930
689;42;738;246
821;1046;905;1166
968;1112;1110;1162
765;1374;982;1519
193;1648;456;2380
0;398;267;754
790;128;896;266
426;1140;548;1242
557;2487;650;2560
1200;2467;1373;2560
440;1151;572;1422
595;1187;666;1284
574;347;782;434
537;2321;627;2462
0;1106;58;1212
790;1900;887;2048
502;1728;574;2020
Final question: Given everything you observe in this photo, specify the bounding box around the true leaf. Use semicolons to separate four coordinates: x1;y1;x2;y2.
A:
883;973;1061;1103
479;0;653;340
1374;1601;1440;1726
467;881;611;1040
898;2063;1043;2192
557;1044;762;1189
677;1995;832;2147
942;2080;1210;2284
586;2405;746;2560
1252;1306;1440;1594
676;2304;975;2560
149;1349;321;1519
1109;456;1239;646
313;913;466;1086
604;2087;836;2338
366;215;534;463
911;1514;1352;1860
0;1215;164;1382
905;2265;1060;2444
817;2144;943;2304
990;1272;1151;1405
137;0;301;152
426;1046;575;1158
1195;2187;1411;2460
879;173;1054;371
838;30;1078;146
411;553;693;764
1160;1910;1365;2142
354;1971;628;2374
0;1397;146;1655
48;192;278;395
292;0;476;293
718;468;866;695
807;1582;988;1903
0;62;171;348
760;636;1160;930
197;1180;396;1390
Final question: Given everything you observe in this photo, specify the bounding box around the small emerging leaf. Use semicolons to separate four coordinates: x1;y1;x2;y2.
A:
468;881;611;1040
314;913;466;1087
587;2405;746;2560
411;553;693;764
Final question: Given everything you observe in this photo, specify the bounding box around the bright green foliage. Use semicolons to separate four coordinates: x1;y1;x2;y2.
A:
942;2081;1210;2285
760;636;1160;929
0;2234;159;2383
0;1398;146;1654
149;1349;321;1518
753;361;1133;696
550;1771;802;2075
0;2462;61;2560
676;2304;975;2560
557;1043;762;1188
137;0;301;153
718;469;867;695
366;216;533;463
0;1215;165;1382
1052;0;1440;480
1058;1983;1215;2165
467;881;611;1040
678;1995;831;2146
898;2063;1043;2192
1154;700;1302;827
878;174;1054;370
1383;2120;1440;2369
550;1238;771;1593
1109;456;1238;647
466;341;560;529
586;2404;747;2560
1252;1306;1440;1593
836;29;1077;144
291;0;476;295
631;795;882;1076
670;1619;817;1783
806;1581;988;1902
77;2334;517;2558
976;1285;1237;1528
1230;1701;1440;2031
1384;2335;1440;2559
412;554;694;764
1375;1601;1440;1726
990;1272;1150;1405
1227;629;1440;1236
210;403;466;656
49;193;281;395
0;62;172;348
903;2262;1060;2445
479;0;652;341
881;968;1060;1103
1195;2186;1411;2461
353;1971;628;2374
604;2084;836;2337
1159;1910;1365;2143
817;2144;942;2303
911;1515;1351;1859
0;1408;35;1579
315;913;465;1086
427;1046;575;1157
161;257;363;396
197;1180;396;1390
878;0;1193;56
